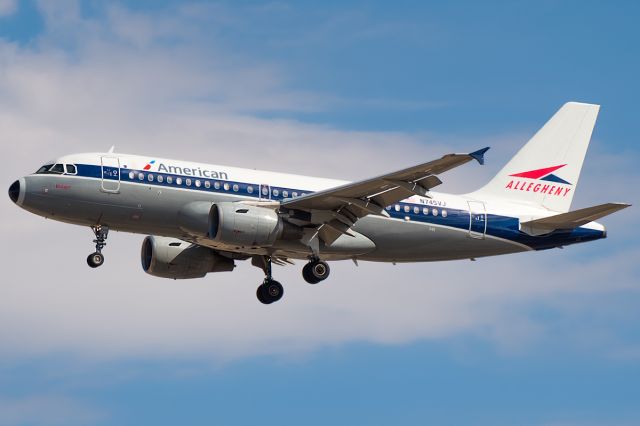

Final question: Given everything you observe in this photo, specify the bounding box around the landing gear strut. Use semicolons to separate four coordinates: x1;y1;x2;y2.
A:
254;256;284;305
302;258;330;284
87;225;109;268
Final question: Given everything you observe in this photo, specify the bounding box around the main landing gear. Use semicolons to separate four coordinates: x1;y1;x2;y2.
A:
87;225;109;268
255;256;284;305
252;256;331;304
302;258;330;284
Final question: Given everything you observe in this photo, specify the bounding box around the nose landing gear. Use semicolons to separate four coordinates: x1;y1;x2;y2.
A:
87;225;109;268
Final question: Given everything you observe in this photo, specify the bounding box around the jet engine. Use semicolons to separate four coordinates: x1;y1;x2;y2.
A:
210;202;286;247
177;201;302;248
141;236;235;279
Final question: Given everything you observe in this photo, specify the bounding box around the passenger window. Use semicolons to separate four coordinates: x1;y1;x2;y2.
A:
442;209;448;218
233;184;239;192
129;171;135;180
185;178;191;186
65;164;77;174
432;208;438;216
224;183;230;191
167;176;173;184
283;190;289;198
413;206;419;214
176;177;182;185
262;187;268;195
272;188;279;197
247;186;254;194
423;207;429;215
205;181;211;189
157;175;164;183
404;205;410;213
292;192;298;198
138;173;145;181
214;182;220;190
148;174;154;182
395;204;400;212
195;180;201;187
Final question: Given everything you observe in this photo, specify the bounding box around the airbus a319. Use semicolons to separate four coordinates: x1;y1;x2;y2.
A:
8;102;630;304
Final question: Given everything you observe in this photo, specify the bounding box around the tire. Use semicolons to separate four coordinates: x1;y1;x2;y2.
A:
303;261;329;284
87;252;104;268
265;280;284;302
257;280;283;304
256;285;270;304
302;263;320;284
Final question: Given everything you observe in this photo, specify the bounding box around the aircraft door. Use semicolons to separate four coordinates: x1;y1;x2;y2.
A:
467;200;486;239
259;184;271;201
101;156;121;193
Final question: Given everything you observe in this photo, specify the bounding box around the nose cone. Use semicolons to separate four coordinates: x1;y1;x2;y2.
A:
8;180;20;204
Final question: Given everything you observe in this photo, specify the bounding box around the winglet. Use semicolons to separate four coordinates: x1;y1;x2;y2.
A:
469;147;490;165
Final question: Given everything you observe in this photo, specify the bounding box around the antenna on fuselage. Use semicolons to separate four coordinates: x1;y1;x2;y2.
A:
107;145;115;154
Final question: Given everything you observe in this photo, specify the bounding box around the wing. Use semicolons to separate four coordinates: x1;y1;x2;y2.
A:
281;147;489;245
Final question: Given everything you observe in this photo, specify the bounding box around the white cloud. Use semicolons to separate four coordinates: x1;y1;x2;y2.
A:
0;0;16;17
0;395;104;425
0;2;637;363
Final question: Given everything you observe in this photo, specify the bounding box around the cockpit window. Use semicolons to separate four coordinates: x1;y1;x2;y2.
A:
35;164;54;174
65;164;77;174
49;164;64;174
35;164;66;174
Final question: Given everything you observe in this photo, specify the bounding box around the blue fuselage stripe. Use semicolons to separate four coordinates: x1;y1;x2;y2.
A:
66;164;605;250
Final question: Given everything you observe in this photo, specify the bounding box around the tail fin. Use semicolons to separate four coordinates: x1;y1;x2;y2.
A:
473;102;600;212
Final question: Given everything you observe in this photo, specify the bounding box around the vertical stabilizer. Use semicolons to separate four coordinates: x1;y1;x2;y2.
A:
473;102;600;212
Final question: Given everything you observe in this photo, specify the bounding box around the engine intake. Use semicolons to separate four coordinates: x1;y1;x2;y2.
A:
141;236;235;279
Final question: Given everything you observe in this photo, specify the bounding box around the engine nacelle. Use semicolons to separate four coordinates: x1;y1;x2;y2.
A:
210;202;286;247
177;201;302;248
141;236;235;279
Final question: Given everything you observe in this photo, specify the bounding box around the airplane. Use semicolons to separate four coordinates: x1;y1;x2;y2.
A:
8;102;631;304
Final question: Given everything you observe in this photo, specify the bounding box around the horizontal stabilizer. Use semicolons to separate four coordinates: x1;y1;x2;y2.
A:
521;202;631;232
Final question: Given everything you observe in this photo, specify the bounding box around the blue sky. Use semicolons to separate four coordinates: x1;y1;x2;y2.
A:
0;1;639;425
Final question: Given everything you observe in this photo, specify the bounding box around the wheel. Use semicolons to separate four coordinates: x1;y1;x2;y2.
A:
302;263;318;284
256;280;284;304
256;285;270;304
311;261;330;280
303;260;330;284
87;252;104;268
265;280;284;303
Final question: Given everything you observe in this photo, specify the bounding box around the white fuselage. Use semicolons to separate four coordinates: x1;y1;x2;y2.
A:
10;152;606;263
